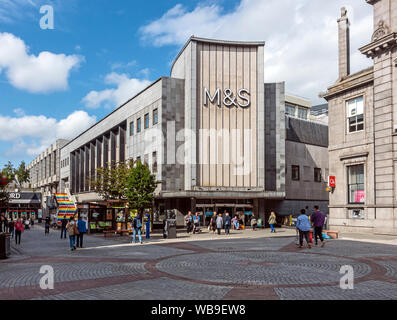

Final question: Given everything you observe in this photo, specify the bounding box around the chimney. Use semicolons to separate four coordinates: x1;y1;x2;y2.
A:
337;7;350;80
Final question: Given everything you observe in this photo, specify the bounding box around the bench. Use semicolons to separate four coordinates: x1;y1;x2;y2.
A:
323;230;339;239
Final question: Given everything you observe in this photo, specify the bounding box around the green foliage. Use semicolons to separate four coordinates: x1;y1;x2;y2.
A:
15;161;30;184
1;161;15;182
90;160;132;201
125;160;157;215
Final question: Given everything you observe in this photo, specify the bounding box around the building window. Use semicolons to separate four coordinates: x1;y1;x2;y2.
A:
298;107;308;120
144;113;149;129
137;118;141;133
153;109;158;125
292;165;300;181
347;96;364;133
136;156;141;163
348;164;365;204
314;168;322;182
130;121;134;136
286;104;296;117
152;151;158;173
144;154;149;166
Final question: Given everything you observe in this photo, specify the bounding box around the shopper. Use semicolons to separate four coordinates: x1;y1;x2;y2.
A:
268;212;277;233
76;216;87;248
185;211;193;234
14;218;24;245
132;213;143;244
311;206;327;247
296;209;312;249
250;214;258;231
210;214;217;234
44;217;50;235
216;213;223;235
224;212;231;235
66;218;77;251
60;217;68;239
8;218;15;238
232;216;239;230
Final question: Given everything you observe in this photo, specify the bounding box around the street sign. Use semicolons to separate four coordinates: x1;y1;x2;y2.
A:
328;176;336;188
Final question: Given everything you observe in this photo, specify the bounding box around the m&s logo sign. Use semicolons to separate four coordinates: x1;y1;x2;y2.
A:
204;88;251;108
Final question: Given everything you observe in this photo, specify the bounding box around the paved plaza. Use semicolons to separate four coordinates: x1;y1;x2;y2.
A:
1;225;397;300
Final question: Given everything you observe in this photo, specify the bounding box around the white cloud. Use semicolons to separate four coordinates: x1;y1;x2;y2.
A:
0;110;97;157
0;32;83;93
140;0;373;104
82;72;151;109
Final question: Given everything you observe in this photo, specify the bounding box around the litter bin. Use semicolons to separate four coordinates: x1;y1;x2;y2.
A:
0;233;11;259
163;219;177;239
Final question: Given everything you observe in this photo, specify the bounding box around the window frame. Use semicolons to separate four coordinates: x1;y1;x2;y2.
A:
130;121;134;136
153;109;158;125
314;168;322;183
347;164;365;204
137;118;141;133
346;96;364;134
291;165;300;181
144;113;150;129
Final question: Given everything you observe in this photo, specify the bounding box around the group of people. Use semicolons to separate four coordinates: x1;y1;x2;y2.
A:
296;205;327;248
61;216;87;251
183;210;280;236
0;214;34;245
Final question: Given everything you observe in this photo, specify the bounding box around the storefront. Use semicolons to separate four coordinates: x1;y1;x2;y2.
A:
77;201;135;234
1;192;42;220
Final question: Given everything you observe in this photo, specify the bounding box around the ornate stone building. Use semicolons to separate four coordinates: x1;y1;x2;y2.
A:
322;0;397;234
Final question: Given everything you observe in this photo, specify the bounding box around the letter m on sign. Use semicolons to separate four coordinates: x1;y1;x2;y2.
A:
204;88;221;107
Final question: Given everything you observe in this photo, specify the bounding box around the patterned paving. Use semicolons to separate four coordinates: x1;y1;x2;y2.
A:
1;225;397;300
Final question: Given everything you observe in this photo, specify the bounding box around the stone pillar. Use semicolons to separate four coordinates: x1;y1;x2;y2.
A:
337;7;350;80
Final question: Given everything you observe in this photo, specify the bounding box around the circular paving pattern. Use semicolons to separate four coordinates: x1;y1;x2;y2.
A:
156;251;372;286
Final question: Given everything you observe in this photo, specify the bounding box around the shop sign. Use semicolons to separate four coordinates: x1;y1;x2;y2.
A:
328;176;336;188
204;88;250;108
9;193;21;199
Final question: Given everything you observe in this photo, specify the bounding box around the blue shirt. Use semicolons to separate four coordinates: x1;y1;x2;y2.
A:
296;214;311;232
77;220;87;233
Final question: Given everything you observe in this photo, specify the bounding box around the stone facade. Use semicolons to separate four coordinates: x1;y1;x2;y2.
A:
40;37;329;220
323;0;397;234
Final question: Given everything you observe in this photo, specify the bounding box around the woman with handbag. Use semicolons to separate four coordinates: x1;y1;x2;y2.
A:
66;218;78;251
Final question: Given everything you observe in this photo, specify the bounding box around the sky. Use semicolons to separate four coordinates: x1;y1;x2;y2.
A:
0;0;374;168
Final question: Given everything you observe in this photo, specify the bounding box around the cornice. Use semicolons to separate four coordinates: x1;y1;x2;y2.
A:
360;32;397;58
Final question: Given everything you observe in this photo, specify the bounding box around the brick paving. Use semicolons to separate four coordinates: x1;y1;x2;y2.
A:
0;224;397;300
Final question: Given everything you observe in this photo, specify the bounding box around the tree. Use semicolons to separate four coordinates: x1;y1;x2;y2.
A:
125;160;157;216
90;160;132;201
0;173;9;209
15;161;30;185
1;161;15;182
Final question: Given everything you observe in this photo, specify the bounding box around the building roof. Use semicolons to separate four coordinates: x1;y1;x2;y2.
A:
310;103;328;116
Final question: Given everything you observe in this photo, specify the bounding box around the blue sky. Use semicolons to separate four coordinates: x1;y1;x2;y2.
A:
0;0;373;168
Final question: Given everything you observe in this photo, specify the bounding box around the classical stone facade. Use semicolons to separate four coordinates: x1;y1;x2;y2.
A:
322;0;397;234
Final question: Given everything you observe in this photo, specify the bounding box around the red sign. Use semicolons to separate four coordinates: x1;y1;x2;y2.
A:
328;176;336;188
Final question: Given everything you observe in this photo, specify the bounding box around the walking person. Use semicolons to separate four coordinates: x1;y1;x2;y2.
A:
8;218;15;239
224;212;231;235
76;216;87;248
14;218;24;245
185;211;193;234
210;214;217;234
44;217;50;236
60;217;68;239
216;213;223;235
66;218;77;251
296;209;312;249
268;212;277;233
250;214;258;231
132;213;143;244
311;206;327;247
